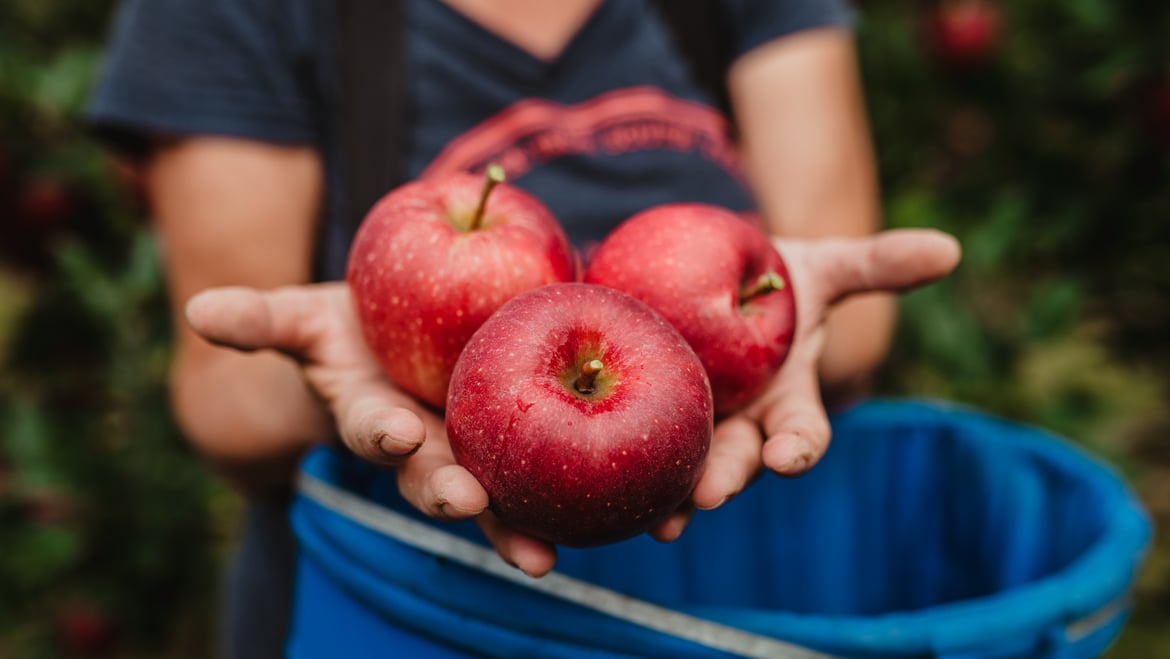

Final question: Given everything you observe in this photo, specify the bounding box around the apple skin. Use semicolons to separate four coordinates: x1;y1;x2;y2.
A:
446;283;713;547
925;0;1002;67
347;171;578;409
584;203;796;415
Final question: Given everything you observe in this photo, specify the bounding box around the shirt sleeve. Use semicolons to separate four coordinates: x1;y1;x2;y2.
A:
86;0;320;156
722;0;856;61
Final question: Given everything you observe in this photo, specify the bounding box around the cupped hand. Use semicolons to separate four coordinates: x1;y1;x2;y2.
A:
185;283;558;577
648;228;962;541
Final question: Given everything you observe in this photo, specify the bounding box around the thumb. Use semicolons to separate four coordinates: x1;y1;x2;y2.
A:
782;229;962;306
185;284;335;358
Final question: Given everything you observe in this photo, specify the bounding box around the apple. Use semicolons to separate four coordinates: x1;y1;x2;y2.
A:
446;282;713;547
17;176;78;231
584;203;796;415
56;601;117;657
925;0;1002;67
1141;80;1170;148
347;165;578;408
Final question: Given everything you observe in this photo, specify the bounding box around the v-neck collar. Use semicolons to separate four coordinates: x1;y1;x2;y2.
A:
417;0;623;81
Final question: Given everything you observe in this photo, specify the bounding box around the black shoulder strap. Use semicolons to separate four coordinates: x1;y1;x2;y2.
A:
332;0;731;239
649;0;734;118
335;0;408;235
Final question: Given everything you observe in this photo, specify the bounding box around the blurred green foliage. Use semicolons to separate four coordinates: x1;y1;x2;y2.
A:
0;0;1166;657
1;2;227;658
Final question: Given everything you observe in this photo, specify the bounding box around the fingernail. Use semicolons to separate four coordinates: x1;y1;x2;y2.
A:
778;451;812;477
374;432;421;458
771;438;814;477
695;495;728;512
436;498;483;519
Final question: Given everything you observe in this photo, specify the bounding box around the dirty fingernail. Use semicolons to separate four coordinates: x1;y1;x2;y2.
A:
374;432;421;457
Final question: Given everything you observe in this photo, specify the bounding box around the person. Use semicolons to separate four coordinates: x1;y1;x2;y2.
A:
87;0;961;657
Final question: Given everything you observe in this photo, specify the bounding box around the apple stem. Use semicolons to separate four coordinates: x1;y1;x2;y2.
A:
470;163;506;231
575;359;604;395
740;271;786;305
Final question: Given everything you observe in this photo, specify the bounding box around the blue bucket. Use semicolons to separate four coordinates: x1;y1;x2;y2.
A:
287;400;1151;658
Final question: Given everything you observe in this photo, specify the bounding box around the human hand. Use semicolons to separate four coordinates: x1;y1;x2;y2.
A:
185;283;559;577
649;228;962;540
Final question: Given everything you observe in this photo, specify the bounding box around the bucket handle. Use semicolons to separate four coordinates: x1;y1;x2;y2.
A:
297;473;838;659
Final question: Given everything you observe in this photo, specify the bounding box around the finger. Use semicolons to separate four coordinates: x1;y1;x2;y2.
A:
648;502;695;543
393;414;490;521
185;284;336;358
476;511;559;578
753;332;832;477
391;425;557;577
329;378;427;466
783;229;962;305
690;415;765;510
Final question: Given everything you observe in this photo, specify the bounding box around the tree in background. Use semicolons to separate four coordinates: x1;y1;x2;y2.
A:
0;0;1166;657
0;2;226;658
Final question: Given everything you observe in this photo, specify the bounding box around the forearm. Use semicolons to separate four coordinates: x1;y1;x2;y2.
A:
171;344;333;494
145;136;325;494
819;293;894;408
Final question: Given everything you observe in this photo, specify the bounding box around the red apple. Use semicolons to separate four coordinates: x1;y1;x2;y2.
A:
446;283;713;547
17;176;78;231
347;166;578;408
584;203;796;415
56;601;117;657
925;0;1002;67
1141;81;1170;148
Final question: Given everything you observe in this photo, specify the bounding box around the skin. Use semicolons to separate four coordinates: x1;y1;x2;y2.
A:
147;14;960;576
656;28;901;532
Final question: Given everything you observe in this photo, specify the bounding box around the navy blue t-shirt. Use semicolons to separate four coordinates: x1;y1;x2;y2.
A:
87;1;852;657
89;0;852;277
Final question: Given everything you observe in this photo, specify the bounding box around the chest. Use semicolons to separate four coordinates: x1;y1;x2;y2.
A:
313;0;754;283
400;0;752;245
433;0;605;62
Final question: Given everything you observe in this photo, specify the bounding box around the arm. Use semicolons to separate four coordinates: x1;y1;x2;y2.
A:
729;28;895;407
147;137;330;494
675;28;960;514
152;137;559;575
168;136;958;569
